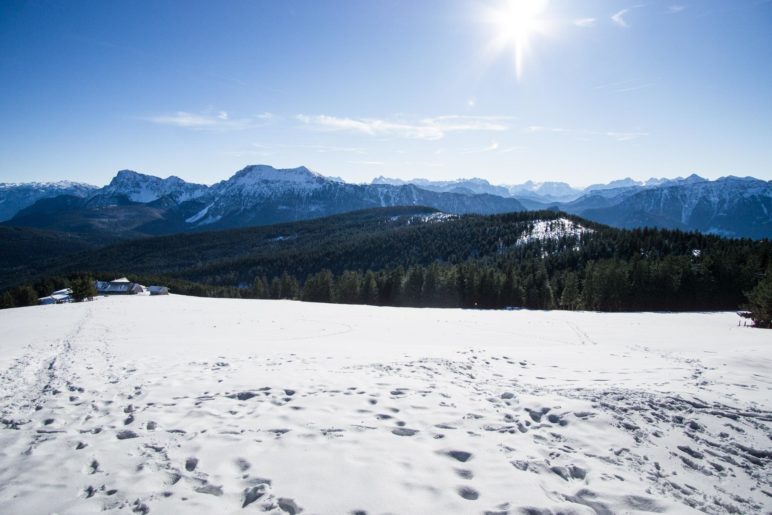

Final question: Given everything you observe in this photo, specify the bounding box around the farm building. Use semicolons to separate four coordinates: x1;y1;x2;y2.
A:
148;286;170;295
95;278;144;295
38;288;73;305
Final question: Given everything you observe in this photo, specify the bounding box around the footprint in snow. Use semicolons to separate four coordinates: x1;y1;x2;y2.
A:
457;486;479;500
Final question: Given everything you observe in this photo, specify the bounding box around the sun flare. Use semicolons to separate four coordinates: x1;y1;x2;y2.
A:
483;0;550;80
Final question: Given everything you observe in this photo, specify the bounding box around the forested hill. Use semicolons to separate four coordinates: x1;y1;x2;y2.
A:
6;206;771;313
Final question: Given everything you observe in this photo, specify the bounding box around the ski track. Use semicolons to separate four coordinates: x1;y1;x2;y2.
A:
0;296;769;514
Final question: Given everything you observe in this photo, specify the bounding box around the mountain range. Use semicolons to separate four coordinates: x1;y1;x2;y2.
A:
1;165;770;239
373;174;771;238
0;181;96;221
0;166;524;239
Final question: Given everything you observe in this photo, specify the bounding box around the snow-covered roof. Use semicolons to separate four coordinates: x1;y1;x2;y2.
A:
96;280;143;293
39;292;71;304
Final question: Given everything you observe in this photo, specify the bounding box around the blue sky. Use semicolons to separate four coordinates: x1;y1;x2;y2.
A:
1;0;770;187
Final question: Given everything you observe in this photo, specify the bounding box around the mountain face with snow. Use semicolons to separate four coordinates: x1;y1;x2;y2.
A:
0;181;97;221
386;173;771;238
579;176;772;238
372;176;511;197
188;166;525;230
372;176;582;201
4;165;525;237
506;180;583;202
3;167;771;239
96;170;209;204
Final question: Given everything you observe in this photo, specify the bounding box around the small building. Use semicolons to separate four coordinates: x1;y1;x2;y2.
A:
148;285;170;296
96;279;144;295
39;288;72;305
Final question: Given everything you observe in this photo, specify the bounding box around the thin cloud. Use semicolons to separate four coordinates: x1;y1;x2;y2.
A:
593;78;652;94
527;125;567;134
460;141;524;154
606;131;648;141
461;141;500;154
667;5;687;14
573;17;596;27
145;110;271;131
593;79;639;90
350;160;385;166
296;114;512;141
615;83;652;93
251;142;367;154
611;6;643;28
526;125;649;141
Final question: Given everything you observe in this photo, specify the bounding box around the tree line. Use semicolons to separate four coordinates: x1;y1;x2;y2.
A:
1;208;770;326
241;256;768;314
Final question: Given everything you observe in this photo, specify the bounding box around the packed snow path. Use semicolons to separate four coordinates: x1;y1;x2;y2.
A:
0;296;769;514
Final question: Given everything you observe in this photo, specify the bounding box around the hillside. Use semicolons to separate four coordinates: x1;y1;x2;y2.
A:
7;207;771;313
0;226;100;289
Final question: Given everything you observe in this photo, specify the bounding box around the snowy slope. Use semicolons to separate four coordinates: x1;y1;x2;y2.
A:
516;218;593;245
0;297;769;514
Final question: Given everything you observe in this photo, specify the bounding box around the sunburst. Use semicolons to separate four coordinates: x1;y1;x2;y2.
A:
482;0;551;80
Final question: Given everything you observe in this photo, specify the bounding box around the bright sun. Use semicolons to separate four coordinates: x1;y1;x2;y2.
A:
483;0;550;80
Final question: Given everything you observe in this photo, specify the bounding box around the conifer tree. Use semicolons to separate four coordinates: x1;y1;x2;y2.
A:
0;291;14;309
360;270;379;305
747;269;772;328
253;276;269;298
559;272;581;310
280;272;300;299
336;271;361;304
11;285;39;307
270;277;282;299
71;275;97;302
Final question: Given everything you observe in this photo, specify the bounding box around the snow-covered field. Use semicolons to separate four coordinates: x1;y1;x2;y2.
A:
0;296;769;514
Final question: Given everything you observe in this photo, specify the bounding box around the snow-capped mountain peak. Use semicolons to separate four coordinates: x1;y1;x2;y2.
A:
230;165;327;185
585;177;641;192
101;169;207;203
507;181;582;201
215;165;330;198
371;176;510;197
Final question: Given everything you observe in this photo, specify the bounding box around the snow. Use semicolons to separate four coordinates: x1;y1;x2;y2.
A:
102;170;208;204
186;203;213;224
517;218;593;245
0;296;769;514
196;214;222;226
411;212;457;224
388;212;457;224
0;181;96;190
220;165;327;195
